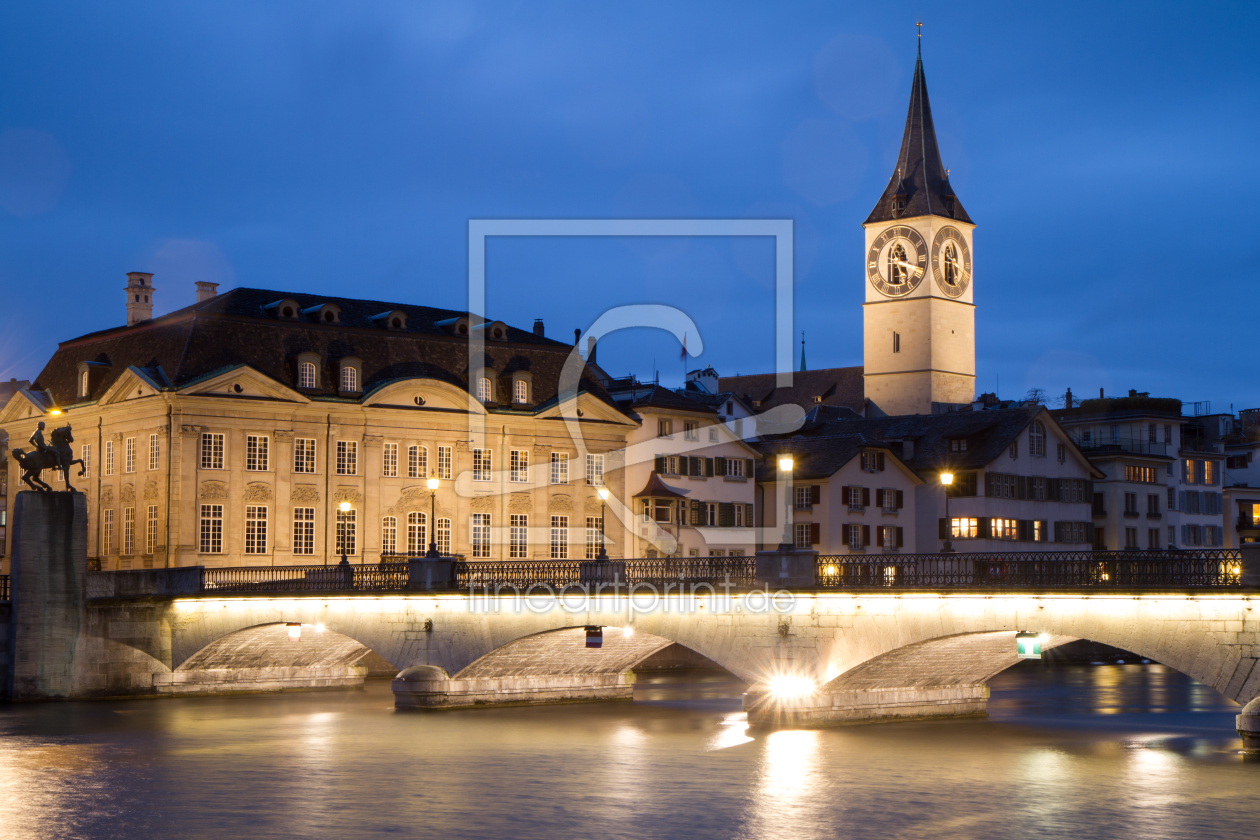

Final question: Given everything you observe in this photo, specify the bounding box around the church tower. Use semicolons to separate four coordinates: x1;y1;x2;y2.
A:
862;39;975;416
124;271;155;326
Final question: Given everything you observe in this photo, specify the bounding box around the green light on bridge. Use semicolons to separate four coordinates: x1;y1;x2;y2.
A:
1016;631;1046;660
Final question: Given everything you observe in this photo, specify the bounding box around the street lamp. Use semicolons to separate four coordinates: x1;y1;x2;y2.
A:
778;454;794;550
940;472;955;554
596;486;610;560
425;475;440;557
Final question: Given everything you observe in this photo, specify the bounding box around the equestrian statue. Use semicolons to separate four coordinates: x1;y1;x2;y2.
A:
11;421;85;492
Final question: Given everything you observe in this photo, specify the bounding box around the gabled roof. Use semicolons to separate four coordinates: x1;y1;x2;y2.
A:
633;472;690;499
719;367;865;415
608;383;717;415
864;42;972;226
754;435;922;484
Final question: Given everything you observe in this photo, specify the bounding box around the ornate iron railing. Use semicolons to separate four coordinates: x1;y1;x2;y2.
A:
455;556;756;590
202;563;409;593
815;549;1244;589
0;574;9;601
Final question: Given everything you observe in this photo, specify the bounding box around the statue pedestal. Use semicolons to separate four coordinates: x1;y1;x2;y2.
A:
8;491;88;700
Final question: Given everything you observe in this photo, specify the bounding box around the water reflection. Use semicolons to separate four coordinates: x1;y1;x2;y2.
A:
0;664;1255;840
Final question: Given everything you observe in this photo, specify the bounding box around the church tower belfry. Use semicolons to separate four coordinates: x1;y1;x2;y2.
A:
862;37;975;416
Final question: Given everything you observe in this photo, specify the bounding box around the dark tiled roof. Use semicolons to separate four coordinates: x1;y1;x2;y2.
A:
761;407;1059;478
608;383;717;415
753;435;901;482
719;367;865;415
31;287;614;411
864;44;972;226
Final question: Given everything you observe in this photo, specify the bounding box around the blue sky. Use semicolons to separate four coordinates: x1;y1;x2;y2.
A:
0;2;1256;411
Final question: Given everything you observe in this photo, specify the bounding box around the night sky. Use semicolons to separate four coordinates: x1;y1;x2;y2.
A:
1;2;1256;411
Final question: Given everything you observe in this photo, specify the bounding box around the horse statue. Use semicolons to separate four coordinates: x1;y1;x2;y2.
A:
11;423;85;492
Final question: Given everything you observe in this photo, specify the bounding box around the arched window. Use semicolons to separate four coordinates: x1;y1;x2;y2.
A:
407;511;427;555
341;365;357;392
381;516;397;555
299;362;316;389
944;243;959;286
80;369;89;397
1029;421;1046;457
435;518;451;555
477;377;492;402
887;244;908;285
514;379;528;404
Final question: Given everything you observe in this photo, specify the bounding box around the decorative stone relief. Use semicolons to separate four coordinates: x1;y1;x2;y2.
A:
470;495;495;511
274;430;294;441
143;481;159;501
244;482;274;502
363;434;383;446
291;485;320;504
532;444;553;455
179;425;203;438
584;495;603;514
100;487;114;505
121;484;135;504
332;487;364;505
549;493;573;512
199;481;229;500
508;492;532;512
455;440;470;452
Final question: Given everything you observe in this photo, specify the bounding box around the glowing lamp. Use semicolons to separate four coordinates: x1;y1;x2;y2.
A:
287;622;302;642
597;487;610;501
622;625;634;637
426;476;439;491
338;502;351;512
768;675;817;700
824;565;838;576
315;623;326;633
940;472;954;486
778;455;794;472
1015;631;1042;660
49;409;62;416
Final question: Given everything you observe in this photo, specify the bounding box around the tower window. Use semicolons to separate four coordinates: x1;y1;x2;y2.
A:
888;244;908;285
893;332;900;353
891;197;904;218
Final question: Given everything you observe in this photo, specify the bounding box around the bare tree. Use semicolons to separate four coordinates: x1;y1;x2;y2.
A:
1024;387;1048;405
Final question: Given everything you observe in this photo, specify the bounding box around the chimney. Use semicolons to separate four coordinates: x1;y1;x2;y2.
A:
124;272;155;326
574;328;581;346
533;319;544;337
1065;388;1073;410
586;336;598;365
1100;388;1104;399
195;281;219;303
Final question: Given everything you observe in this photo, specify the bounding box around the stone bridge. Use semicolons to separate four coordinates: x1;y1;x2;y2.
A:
6;493;1260;753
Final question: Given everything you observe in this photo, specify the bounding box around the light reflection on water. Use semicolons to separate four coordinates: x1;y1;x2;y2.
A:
0;663;1256;840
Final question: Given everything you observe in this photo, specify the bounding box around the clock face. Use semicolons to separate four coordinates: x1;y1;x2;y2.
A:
932;226;972;298
866;226;928;297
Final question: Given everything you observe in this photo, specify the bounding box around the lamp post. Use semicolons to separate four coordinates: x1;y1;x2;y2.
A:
425;475;440;558
596;487;610;560
778;454;795;550
940;472;955;554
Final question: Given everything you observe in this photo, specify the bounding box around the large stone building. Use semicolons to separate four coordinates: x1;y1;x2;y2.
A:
0;284;636;571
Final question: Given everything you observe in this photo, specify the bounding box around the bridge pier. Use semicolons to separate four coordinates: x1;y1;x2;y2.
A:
392;664;635;709
745;684;989;728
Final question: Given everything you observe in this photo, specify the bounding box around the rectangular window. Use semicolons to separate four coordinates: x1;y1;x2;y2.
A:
200;433;224;470
244;506;268;554
199;504;223;553
951;517;978;539
1148;528;1160;550
336;441;358;475
436;446;452;480
246;435;269;471
1125;527;1138;549
406;513;427;555
1124;492;1137;514
148;434;160;471
892;331;900;353
336;509;357;556
950;438;967;452
1057;443;1066;463
847;486;865;510
1168;487;1177;510
510;514;529;558
993;518;1018;540
657;419;672;438
101;508;113;555
585;516;602;560
735;504;746;527
551;452;569;484
146;505;159;554
122;507;135;555
1184;459;1198;484
708;426;719;442
684;422;698;441
382;443;398;477
471;513;491;558
550;515;569;559
382;516;397;555
1149;423;1158;443
586;453;604;485
510;450;530;483
846;524;863;551
1147;494;1159;515
293;508;315;555
436;518;451;555
1124;465;1157;483
1033;520;1045;542
81;443;91;479
408;445;428;479
725;458;744;478
1167;525;1177;546
294;439;316;474
124;437;136;473
472;449;492;482
1029;476;1046;501
795;523;811;549
1204;461;1217;485
795;486;812;509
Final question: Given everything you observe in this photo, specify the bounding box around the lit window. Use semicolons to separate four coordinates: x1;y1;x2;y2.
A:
407;512;427;554
951;517;978;539
510;514;529;558
471;513;491;558
472;449;492;481
437;446;452;480
199;504;223;553
293;508;315;555
382;442;398;477
551;452;569;484
244;506;268;554
436;518;451;555
510;450;529;483
381;516;397;555
408;445;427;478
585;516;602;559
586;453;604;485
551;515;569;559
246;435;269;471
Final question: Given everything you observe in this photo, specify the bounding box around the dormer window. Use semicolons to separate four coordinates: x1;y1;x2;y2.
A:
80;369;89;398
370;310;408;331
514;379;527;404
299;362;316;389
477;377;492;402
891;196;905;218
949;438;967;452
339;357;362;394
264;298;302;320
301;303;341;324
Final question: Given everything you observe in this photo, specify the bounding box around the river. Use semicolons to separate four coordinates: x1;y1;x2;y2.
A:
0;663;1255;839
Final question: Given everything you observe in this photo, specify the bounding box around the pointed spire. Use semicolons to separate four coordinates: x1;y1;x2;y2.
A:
799;331;807;372
865;33;971;225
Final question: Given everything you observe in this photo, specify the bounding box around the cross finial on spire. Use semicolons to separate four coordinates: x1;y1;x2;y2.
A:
916;21;922;38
